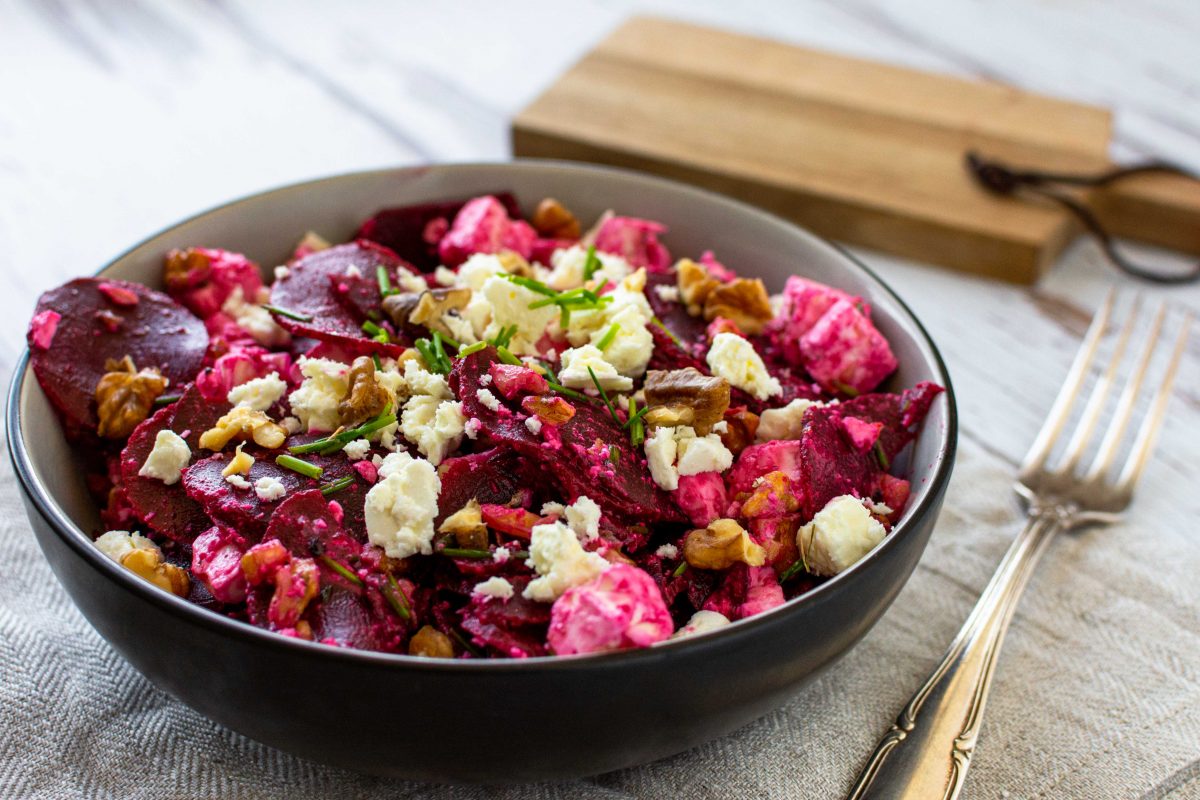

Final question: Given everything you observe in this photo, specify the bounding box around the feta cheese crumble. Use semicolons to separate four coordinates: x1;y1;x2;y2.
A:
545;245;632;290
137;430;191;485
480;275;558;355
557;345;633;392
364;452;441;559
225;474;251;490
463;417;482;439
757;398;822;442
400;397;466;465
221;286;289;347
564;495;602;543
706;332;782;400
643;425;734;491
654;283;681;303
655;544;679;560
227;372;288;412
475;388;501;411
671;610;731;639
95;530;159;564
473;576;515;600
254;476;287;502
523;521;610;602
342;438;371;461
288;357;350;433
524;415;543;435
796;495;887;576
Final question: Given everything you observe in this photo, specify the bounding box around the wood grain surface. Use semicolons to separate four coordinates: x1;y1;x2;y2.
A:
0;2;1198;798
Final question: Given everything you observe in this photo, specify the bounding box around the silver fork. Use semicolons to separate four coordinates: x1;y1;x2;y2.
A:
847;292;1192;800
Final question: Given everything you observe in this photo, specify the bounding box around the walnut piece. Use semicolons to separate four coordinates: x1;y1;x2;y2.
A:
409;625;455;658
221;443;255;477
163;248;211;291
676;258;719;316
406;287;472;338
642;367;730;435
704;278;773;335
719;408;760;457
439;499;489;550
683;519;767;570
95;356;168;439
531;197;582;239
521;395;576;426
338;355;393;426
270;558;319;628
120;545;190;596
198;406;287;451
496;250;536;278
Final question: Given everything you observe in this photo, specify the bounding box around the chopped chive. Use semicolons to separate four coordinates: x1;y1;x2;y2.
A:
596;323;620;351
672;561;689;578
509;550;530;560
289;409;396;455
608;444;620;465
319;555;363;586
650;315;683;347
440;547;493;559
372;353;383;370
873;440;890;470
376;265;394;296
546;379;590;402
560;305;571;328
153;394;181;407
362;320;391;343
437;330;461;351
431;331;450;368
450;627;482;657
495;345;522;366
528;296;557;310
384;574;411;621
587;366;621;425
779;559;806;583
621;404;650;430
498;273;557;296
489;324;518;349
630;416;645;448
457;341;487;357
319;476;355;497
582;244;601;282
275;454;323;479
262;304;313;323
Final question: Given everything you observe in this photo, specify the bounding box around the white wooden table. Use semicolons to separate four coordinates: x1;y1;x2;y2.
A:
2;3;1198;798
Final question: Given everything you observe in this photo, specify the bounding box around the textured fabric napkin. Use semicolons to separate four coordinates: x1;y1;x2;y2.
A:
2;410;1198;799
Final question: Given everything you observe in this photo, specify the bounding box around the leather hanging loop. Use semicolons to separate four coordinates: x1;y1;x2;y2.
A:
966;152;1200;285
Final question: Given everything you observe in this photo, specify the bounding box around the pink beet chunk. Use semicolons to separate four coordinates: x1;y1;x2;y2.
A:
592;216;672;272
437;195;536;267
192;526;248;604
548;564;673;655
488;362;549;399
673;472;728;527
799;299;898;395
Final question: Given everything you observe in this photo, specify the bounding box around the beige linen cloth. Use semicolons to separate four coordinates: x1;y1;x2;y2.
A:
1;411;1198;798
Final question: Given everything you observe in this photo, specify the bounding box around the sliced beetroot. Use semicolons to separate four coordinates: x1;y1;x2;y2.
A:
435;448;527;528
356;193;522;272
167;382;232;451
308;586;382;651
452;348;684;527
459;579;550;658
267;242;407;357
645;272;708;349
28;278;208;435
119;403;212;543
837;382;944;462
797;405;880;519
265;488;356;558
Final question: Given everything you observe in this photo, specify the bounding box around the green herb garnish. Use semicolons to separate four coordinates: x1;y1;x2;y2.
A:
495;345;522;366
457;341;487;357
289;407;396;455
833;381;860;397
319;555;363;587
587;366;621;426
372;353;383;370
545;379;590;402
261;304;313;323
361;319;391;344
376;265;395;297
778;559;806;583
275;454;323;480
608;444;620;465
497;272;557;296
873;440;890;470
582;244;602;282
415;337;451;374
596;322;620;351
672;562;689;578
384;574;411;621
650;315;682;347
489;324;518;349
153;394;181;407
440;547;493;559
625;397;647;448
319;476;355;497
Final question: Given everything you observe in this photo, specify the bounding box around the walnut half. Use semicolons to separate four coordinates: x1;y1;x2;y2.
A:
642;367;730;435
439;499;489;550
531;197;582;239
385;287;472;339
338;356;393;426
683;519;767;570
675;259;774;335
95;356;168;439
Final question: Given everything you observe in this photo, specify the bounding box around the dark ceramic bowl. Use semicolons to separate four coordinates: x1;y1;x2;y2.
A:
7;162;955;782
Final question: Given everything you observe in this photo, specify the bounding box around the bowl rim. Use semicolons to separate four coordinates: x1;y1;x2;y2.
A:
6;159;957;672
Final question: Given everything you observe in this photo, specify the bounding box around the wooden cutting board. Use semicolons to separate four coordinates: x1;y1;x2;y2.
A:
512;17;1200;283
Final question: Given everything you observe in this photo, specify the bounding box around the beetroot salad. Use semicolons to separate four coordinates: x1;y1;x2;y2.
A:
25;194;942;659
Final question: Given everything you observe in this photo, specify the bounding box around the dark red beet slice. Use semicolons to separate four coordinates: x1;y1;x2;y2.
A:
356;193;522;272
166;380;233;450
267;242;408;357
837;381;944;462
265;488;355;558
645;272;708;349
451;349;684;528
435;448;527;527
459;578;550;658
28;278;208;435
309;586;382;650
797;405;881;519
119;404;212;544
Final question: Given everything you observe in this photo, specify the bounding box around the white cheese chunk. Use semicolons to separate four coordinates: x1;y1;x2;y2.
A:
473;576;515;600
796;495;887;576
480;275;558;355
756;398;822;441
524;416;543;435
590;304;654;378
655;543;679;560
222;286;290;347
365;452;441;559
644;425;732;490
342;438;371;461
557;345;633;392
400;397;465;466
564;495;602;543
475;388;501;411
672;610;731;639
706;332;782;400
288;357;350;434
94;530;159;564
225;474;251;490
137;430;191;486
227;371;288;412
544;245;632;290
523;521;609;602
254;476;287;502
644;425;681;491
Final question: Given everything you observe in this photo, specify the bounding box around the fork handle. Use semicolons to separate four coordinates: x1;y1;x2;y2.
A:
846;511;1062;800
